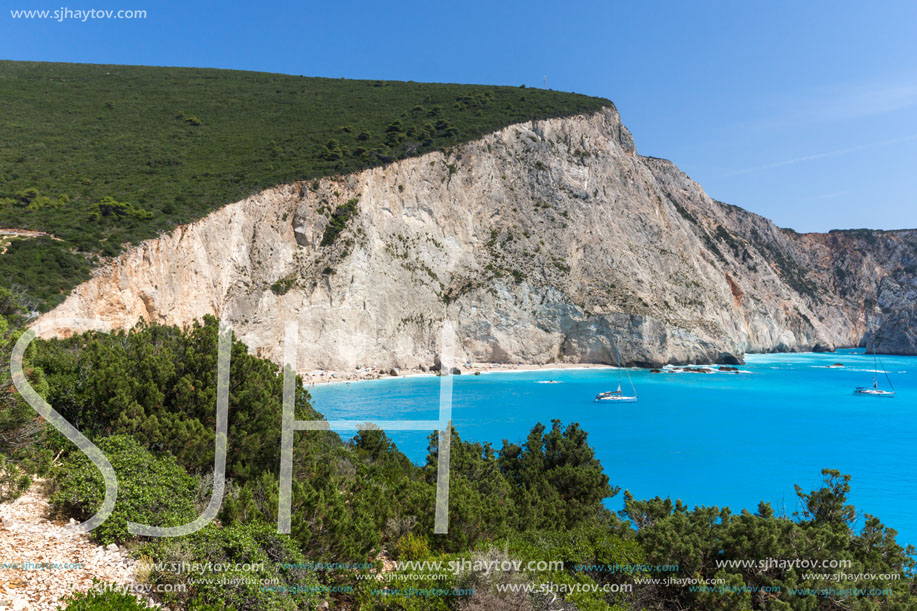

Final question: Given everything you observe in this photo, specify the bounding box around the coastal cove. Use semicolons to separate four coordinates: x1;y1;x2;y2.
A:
310;350;917;545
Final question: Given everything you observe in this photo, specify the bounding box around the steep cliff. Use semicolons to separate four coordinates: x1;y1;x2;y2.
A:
35;107;917;367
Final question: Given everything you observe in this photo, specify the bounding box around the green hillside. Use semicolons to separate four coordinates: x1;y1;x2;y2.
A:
0;60;609;310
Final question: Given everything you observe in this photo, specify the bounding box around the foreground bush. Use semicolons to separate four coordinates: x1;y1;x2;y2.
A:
25;319;917;610
57;587;152;610
34;316;324;481
0;453;31;503
49;435;197;544
140;523;324;611
623;469;917;610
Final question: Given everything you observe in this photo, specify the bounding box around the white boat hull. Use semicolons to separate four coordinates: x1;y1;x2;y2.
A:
854;388;895;397
595;395;638;402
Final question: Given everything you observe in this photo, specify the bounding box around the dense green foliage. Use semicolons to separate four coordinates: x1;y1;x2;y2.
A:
1;316;915;609
58;587;154;610
0;236;91;311
140;523;324;610
49;435;198;544
31;316;322;480
498;421;618;530
0;287;56;490
0;60;609;309
14;318;625;608
0;452;30;503
622;470;917;610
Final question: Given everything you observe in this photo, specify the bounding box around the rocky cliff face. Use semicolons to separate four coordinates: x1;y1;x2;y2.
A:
35;107;917;367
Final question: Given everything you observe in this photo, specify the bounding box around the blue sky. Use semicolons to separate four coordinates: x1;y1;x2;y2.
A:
3;0;916;231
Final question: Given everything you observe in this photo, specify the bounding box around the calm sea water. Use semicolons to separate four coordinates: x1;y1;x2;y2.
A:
309;350;917;544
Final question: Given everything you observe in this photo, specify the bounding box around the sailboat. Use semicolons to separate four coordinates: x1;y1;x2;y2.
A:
595;345;638;402
854;344;895;397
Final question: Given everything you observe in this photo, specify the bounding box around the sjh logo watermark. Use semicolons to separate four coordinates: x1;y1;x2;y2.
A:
11;317;456;537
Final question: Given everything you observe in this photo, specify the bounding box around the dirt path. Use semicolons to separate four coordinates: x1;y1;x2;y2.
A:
0;483;145;610
0;228;62;255
0;229;53;238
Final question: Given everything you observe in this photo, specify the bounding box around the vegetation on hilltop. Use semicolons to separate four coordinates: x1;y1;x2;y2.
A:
0;60;609;310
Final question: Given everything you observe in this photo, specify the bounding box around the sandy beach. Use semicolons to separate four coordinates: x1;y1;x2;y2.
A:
301;362;615;386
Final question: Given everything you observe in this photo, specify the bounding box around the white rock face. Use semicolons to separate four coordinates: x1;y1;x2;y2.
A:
35;107;917;367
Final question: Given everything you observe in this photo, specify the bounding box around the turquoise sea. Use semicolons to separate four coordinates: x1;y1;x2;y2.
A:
309;350;917;544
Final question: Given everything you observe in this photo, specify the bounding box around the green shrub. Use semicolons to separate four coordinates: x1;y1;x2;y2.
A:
499;526;641;609
321;139;344;161
87;196;154;222
424;429;515;552
176;110;202;126
49;435;197;544
497;420;617;532
319;198;359;246
395;532;430;561
0;301;58;475
141;522;323;611
622;469;917;610
352;551;463;611
33;316;321;481
0;454;31;503
0;237;91;309
57;587;152;610
4;187;70;210
270;275;295;295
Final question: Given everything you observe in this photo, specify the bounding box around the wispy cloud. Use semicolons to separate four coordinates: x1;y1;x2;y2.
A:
738;72;917;132
722;132;917;177
814;80;917;122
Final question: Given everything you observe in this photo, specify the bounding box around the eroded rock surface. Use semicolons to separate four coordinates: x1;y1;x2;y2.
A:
36;107;917;367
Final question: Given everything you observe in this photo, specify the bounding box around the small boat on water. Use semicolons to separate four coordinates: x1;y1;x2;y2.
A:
855;386;894;397
595;345;638;402
595;387;637;402
854;345;895;398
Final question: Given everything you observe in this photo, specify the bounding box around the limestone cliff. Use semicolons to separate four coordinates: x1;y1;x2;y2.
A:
35;107;917;367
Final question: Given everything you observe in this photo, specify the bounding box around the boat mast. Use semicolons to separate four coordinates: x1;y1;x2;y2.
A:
873;344;878;388
615;345;623;392
874;344;895;392
614;342;637;398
